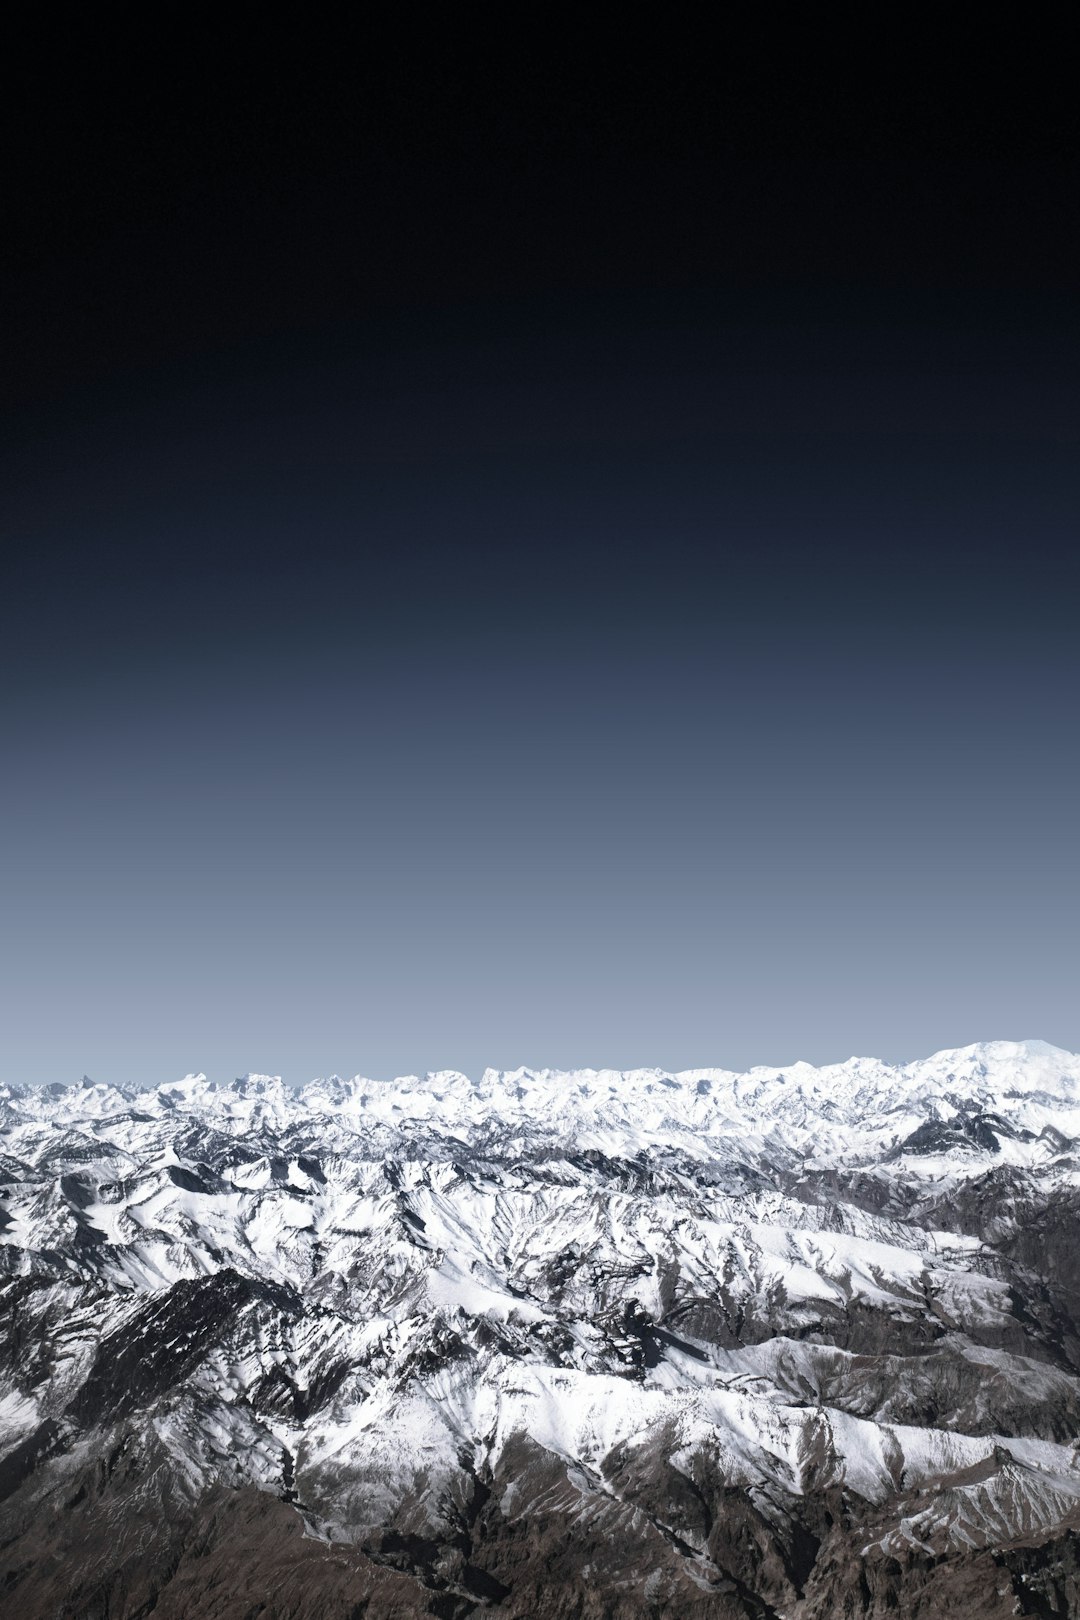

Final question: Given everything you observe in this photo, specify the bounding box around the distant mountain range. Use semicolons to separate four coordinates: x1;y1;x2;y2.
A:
3;1040;1080;1617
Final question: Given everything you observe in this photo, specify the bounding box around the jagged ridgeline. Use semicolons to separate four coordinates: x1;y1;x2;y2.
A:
2;1040;1080;1618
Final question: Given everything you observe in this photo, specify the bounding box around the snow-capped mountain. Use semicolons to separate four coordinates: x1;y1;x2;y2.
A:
2;1041;1080;1617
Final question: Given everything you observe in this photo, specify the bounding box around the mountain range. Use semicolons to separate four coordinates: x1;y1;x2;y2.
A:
3;1039;1080;1617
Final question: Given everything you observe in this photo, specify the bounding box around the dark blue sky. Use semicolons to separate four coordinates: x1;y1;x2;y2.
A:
2;22;1077;1085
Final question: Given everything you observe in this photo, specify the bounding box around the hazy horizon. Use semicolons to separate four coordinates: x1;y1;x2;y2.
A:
11;1035;1076;1095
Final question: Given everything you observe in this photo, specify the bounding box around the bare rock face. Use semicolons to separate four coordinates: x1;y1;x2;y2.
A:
2;1040;1080;1617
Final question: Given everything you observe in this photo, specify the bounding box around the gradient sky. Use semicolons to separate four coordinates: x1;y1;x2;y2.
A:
2;22;1077;1086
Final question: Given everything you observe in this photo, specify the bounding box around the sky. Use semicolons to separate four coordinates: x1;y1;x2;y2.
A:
2;21;1078;1086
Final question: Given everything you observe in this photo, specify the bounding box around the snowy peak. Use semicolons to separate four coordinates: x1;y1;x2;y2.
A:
12;1041;1080;1182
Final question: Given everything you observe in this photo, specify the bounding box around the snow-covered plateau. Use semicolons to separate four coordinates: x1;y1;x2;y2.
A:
3;1040;1080;1617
